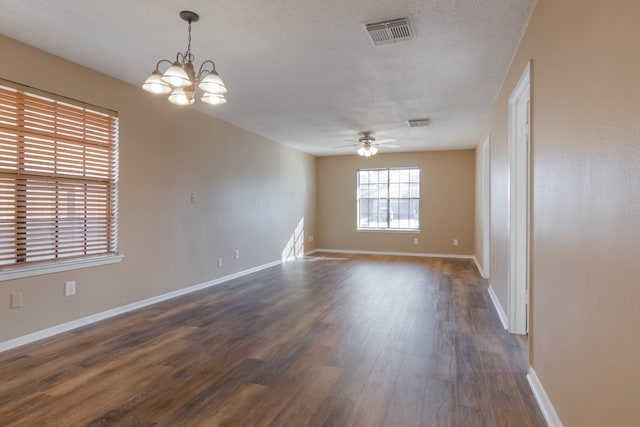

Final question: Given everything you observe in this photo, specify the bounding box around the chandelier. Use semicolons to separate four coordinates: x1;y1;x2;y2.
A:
142;11;227;106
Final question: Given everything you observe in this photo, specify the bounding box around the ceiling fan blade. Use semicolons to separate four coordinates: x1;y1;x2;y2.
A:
332;143;360;149
379;143;400;148
376;138;396;144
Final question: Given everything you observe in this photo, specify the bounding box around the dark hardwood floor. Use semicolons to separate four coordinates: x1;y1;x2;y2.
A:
0;253;546;426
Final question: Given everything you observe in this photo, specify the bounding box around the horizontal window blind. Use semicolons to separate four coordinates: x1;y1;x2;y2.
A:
0;83;118;268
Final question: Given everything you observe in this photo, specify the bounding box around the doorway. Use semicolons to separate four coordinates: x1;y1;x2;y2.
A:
508;62;531;335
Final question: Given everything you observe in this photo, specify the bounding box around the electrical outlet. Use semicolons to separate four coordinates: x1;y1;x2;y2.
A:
65;281;76;296
190;193;197;203
217;257;223;267
308;235;314;242
453;239;459;246
10;293;23;309
413;237;419;245
235;249;240;259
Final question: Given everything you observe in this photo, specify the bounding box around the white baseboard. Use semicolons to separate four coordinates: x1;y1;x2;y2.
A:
0;259;282;353
487;284;508;330
312;248;475;260
527;368;564;427
472;256;488;278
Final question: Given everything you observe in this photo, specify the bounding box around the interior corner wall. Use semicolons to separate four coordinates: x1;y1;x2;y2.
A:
316;150;475;256
478;1;640;425
0;35;316;343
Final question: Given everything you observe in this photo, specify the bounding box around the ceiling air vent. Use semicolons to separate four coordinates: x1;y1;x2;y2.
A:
366;17;413;46
408;118;431;128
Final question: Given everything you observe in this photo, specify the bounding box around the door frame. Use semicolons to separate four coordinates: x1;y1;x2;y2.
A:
481;136;491;279
507;61;531;335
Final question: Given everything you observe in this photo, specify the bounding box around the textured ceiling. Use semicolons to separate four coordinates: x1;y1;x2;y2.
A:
0;0;535;156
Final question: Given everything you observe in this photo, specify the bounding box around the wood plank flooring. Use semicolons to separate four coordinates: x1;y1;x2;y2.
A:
0;253;546;426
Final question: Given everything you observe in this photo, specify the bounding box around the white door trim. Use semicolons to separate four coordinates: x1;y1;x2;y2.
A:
508;61;531;335
481;136;491;279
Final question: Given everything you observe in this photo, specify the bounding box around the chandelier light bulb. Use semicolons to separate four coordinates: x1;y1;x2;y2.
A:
198;72;227;94
168;88;195;106
142;70;172;94
161;62;192;88
201;93;228;105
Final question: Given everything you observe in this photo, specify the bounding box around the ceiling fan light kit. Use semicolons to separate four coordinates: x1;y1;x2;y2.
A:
339;132;395;157
142;11;228;106
357;144;378;157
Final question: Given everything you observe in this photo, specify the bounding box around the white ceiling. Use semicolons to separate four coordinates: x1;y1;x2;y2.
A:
0;0;535;156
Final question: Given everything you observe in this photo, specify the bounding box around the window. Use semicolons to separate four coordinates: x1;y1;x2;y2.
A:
357;167;420;230
0;81;119;273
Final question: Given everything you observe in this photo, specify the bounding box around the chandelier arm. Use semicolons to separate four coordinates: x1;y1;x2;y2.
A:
196;60;217;81
155;59;173;71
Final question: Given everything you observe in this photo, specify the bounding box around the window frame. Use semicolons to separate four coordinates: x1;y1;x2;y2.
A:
0;78;122;281
356;167;420;232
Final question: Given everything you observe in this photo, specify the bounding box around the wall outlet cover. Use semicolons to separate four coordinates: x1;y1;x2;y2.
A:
65;281;76;296
10;293;23;309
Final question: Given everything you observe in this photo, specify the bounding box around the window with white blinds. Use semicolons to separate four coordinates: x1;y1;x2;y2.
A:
0;81;119;270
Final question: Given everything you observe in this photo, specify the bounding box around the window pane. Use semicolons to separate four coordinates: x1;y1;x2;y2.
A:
369;183;379;199
358;199;369;227
389;169;399;183
378;182;388;198
410;199;420;228
399;182;410;198
398;168;410;183
410;183;419;198
389;199;399;227
370;199;379;226
389;183;400;198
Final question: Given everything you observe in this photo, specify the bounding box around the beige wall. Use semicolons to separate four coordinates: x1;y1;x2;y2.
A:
316;151;475;255
0;35;316;343
476;1;640;425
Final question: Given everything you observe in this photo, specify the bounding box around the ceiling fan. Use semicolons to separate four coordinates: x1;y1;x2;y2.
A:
334;132;399;157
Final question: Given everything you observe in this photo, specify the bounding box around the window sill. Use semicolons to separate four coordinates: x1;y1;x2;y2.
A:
357;229;421;233
0;254;124;282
